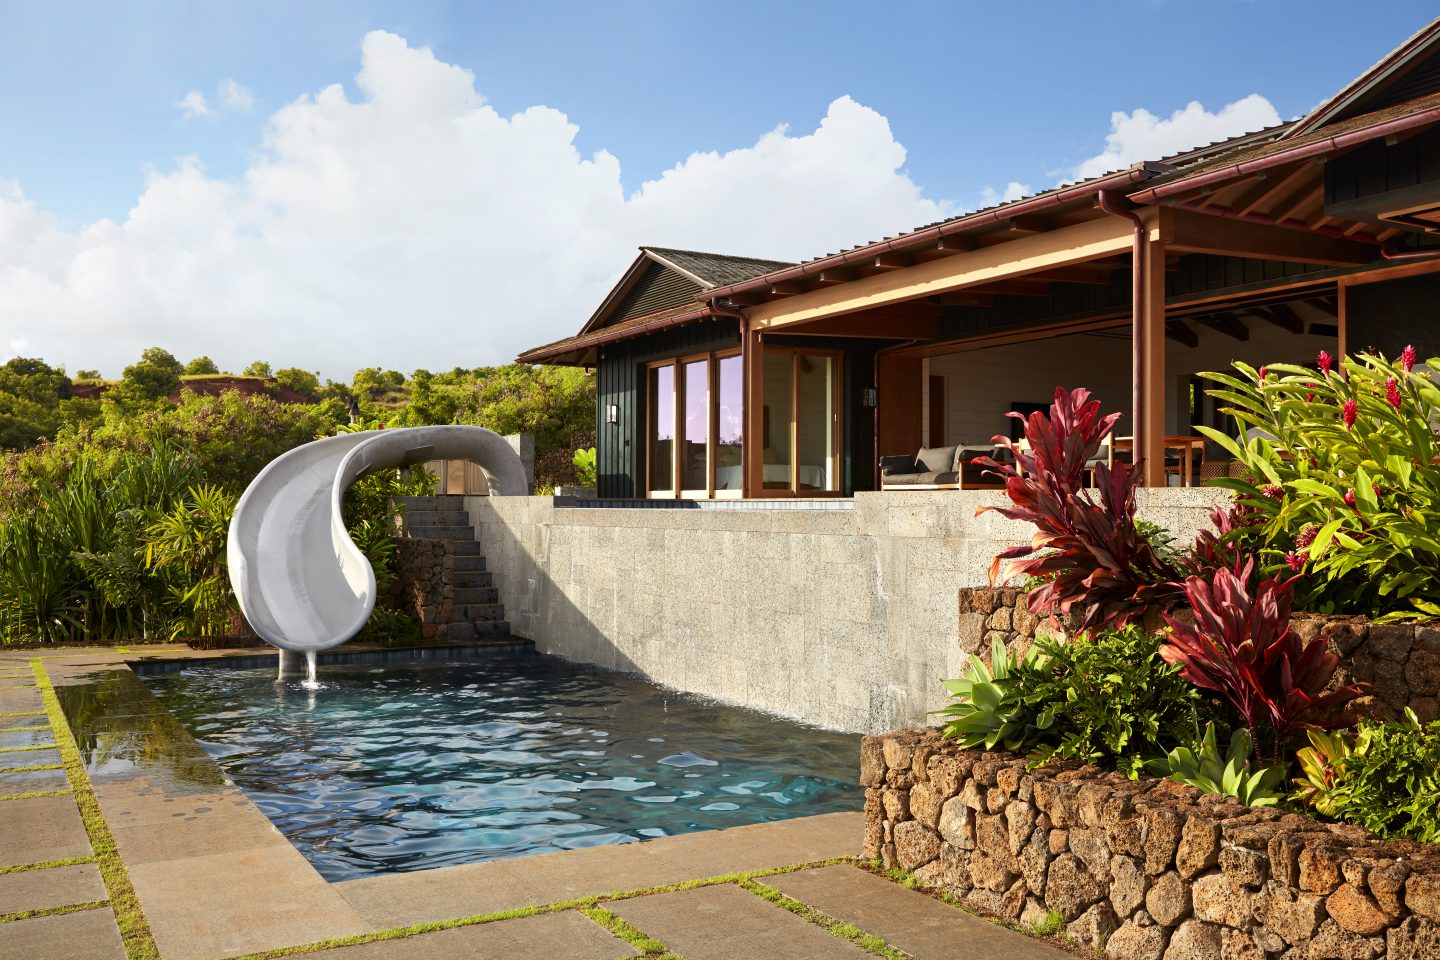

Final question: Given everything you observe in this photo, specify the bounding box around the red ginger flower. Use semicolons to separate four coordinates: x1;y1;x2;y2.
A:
1345;489;1357;508
1318;350;1333;375
1262;484;1285;500
1342;398;1357;428
1258;366;1268;380
1387;378;1402;410
1286;551;1305;572
1296;525;1319;549
1402;344;1417;373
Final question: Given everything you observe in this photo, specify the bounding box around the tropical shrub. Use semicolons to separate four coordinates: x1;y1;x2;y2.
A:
1146;723;1286;807
1199;348;1440;619
975;386;1183;630
144;484;239;637
1291;709;1440;843
936;627;1203;776
1161;560;1365;758
572;447;597;487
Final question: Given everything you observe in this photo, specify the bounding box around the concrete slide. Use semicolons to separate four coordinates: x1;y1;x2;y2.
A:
227;425;527;656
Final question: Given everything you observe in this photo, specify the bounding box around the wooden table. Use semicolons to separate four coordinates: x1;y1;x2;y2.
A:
1112;436;1208;486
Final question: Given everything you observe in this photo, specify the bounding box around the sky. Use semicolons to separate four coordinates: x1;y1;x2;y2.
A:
0;1;1435;380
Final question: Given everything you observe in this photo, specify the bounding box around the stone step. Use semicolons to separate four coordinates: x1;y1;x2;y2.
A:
452;586;499;605
453;603;506;623
435;621;512;641
451;570;492;589
451;553;486;570
396;496;465;510
401;509;470;526
405;525;476;541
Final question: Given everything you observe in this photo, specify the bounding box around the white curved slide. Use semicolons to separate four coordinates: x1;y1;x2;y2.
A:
227;425;527;655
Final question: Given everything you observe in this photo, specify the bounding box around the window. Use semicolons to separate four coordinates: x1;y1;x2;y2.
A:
648;363;675;496
646;351;743;498
760;347;841;495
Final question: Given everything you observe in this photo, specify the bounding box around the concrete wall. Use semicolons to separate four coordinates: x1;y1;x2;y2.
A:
462;488;1228;734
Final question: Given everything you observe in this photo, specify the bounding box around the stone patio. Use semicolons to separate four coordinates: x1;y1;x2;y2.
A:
0;646;1069;960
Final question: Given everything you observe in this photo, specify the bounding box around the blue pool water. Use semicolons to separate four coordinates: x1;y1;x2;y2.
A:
142;655;861;881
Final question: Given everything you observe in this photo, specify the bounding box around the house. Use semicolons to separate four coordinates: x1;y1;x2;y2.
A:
520;18;1440;499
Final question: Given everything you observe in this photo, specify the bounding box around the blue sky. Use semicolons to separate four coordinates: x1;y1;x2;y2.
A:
1;1;1436;376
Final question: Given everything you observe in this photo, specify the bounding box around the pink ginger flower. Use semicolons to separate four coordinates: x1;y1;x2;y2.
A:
1262;484;1285;500
1296;525;1319;549
1345;489;1357;509
1402;344;1418;373
1258;366;1268;381
1318;350;1333;376
1285;551;1305;572
1387;378;1402;410
1343;397;1357;428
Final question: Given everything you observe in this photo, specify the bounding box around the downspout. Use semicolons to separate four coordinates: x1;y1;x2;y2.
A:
708;302;751;497
872;339;921;490
1097;190;1149;481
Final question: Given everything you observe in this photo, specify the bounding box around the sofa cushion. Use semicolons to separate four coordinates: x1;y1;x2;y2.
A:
914;445;958;473
882;473;924;485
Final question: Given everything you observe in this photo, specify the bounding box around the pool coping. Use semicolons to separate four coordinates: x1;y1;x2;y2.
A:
19;644;870;960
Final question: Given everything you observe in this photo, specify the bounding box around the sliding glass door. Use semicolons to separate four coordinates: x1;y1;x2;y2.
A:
760;347;841;495
647;351;743;499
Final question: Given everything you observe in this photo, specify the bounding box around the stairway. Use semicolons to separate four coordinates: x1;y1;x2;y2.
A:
394;496;510;641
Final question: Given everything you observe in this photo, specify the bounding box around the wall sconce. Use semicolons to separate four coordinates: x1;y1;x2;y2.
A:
606;403;619;424
862;388;878;408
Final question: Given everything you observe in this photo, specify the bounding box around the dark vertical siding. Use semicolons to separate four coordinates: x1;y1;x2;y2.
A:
594;318;741;498
1347;273;1440;360
1326;127;1440;207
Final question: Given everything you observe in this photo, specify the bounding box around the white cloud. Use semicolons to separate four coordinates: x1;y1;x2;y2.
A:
218;79;254;112
1071;93;1281;181
176;90;213;120
977;181;1030;209
2;32;951;379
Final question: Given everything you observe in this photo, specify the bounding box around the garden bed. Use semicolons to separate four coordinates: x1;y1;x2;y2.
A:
862;729;1440;959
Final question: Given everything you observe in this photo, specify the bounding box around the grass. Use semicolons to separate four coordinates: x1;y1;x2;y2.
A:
0;788;72;801
0;900;109;925
736;879;910;960
0;724;50;733
0;711;44;718
0;762;63;773
577;906;671;956
0;742;59;752
0;856;96;876
1031;908;1066;937
32;659;160;960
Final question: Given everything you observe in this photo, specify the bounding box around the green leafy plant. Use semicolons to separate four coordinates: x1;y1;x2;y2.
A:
572;446;597;487
1292;727;1354;817
144;484;238;637
1146;723;1286;807
1295;709;1440;842
1199;348;1440;619
935;628;1203;775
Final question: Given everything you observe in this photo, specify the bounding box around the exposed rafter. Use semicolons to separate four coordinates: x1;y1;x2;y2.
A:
1195;313;1250;341
1166;319;1199;348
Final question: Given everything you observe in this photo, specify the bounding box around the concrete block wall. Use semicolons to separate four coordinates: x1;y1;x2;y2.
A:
463;489;1228;733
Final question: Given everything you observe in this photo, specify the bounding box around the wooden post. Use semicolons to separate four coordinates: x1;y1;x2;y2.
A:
1337;281;1349;361
744;327;764;497
1140;236;1168;487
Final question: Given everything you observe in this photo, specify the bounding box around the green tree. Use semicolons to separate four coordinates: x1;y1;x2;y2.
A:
184;356;220;375
243;360;273;378
121;347;184;401
75;370;101;380
0;358;74;449
274;367;321;398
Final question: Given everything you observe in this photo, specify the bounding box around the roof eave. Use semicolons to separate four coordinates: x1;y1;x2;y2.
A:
517;305;718;365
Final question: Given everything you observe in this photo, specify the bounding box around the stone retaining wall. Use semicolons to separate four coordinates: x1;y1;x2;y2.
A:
958;588;1440;722
863;729;1440;959
394;538;458;637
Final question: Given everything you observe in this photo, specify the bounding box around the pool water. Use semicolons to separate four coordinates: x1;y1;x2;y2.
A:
142;655;861;881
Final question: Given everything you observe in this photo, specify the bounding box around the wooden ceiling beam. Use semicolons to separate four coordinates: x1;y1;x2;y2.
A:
1308;296;1339;319
910;236;977;262
974;278;1052;297
727;292;767;307
1273;182;1323;225
1166;319;1199;348
1006;214;1051;235
812;267;856;286
856;252;913;276
768;279;809;296
930;292;995;308
1164;207;1377;266
785;316;941;339
1236;163;1313;217
1248;303;1305;334
1032;265;1116;285
1195;313;1250;341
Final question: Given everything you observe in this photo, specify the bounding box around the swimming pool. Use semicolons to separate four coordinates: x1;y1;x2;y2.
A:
139;654;861;881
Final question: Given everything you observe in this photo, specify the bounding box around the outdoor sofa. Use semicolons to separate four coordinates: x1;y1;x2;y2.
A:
879;443;1006;490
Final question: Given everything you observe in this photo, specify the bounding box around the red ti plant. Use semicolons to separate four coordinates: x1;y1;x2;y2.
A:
1161;559;1366;755
975;386;1183;630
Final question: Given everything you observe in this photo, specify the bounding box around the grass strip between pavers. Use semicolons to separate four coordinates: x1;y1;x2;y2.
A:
0;742;59;752
223;857;860;960
736;878;912;960
577;905;673;957
31;659;160;960
0;724;50;733
0;788;72;801
0;855;97;875
0;711;44;718
0;899;109;925
0;762;63;773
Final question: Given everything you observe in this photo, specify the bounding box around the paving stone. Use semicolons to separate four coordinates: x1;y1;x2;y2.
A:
307;910;638;959
0;795;90;868
0;862;106;915
768;864;1071;960
109;795;291;865
337;858;566;928
0;728;55;750
611;883;873;960
0;908;126;959
0;747;60;766
0;766;68;793
127;844;372;960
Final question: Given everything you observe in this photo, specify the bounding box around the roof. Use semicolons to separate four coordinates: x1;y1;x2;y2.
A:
641;247;793;288
1286;18;1440;139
